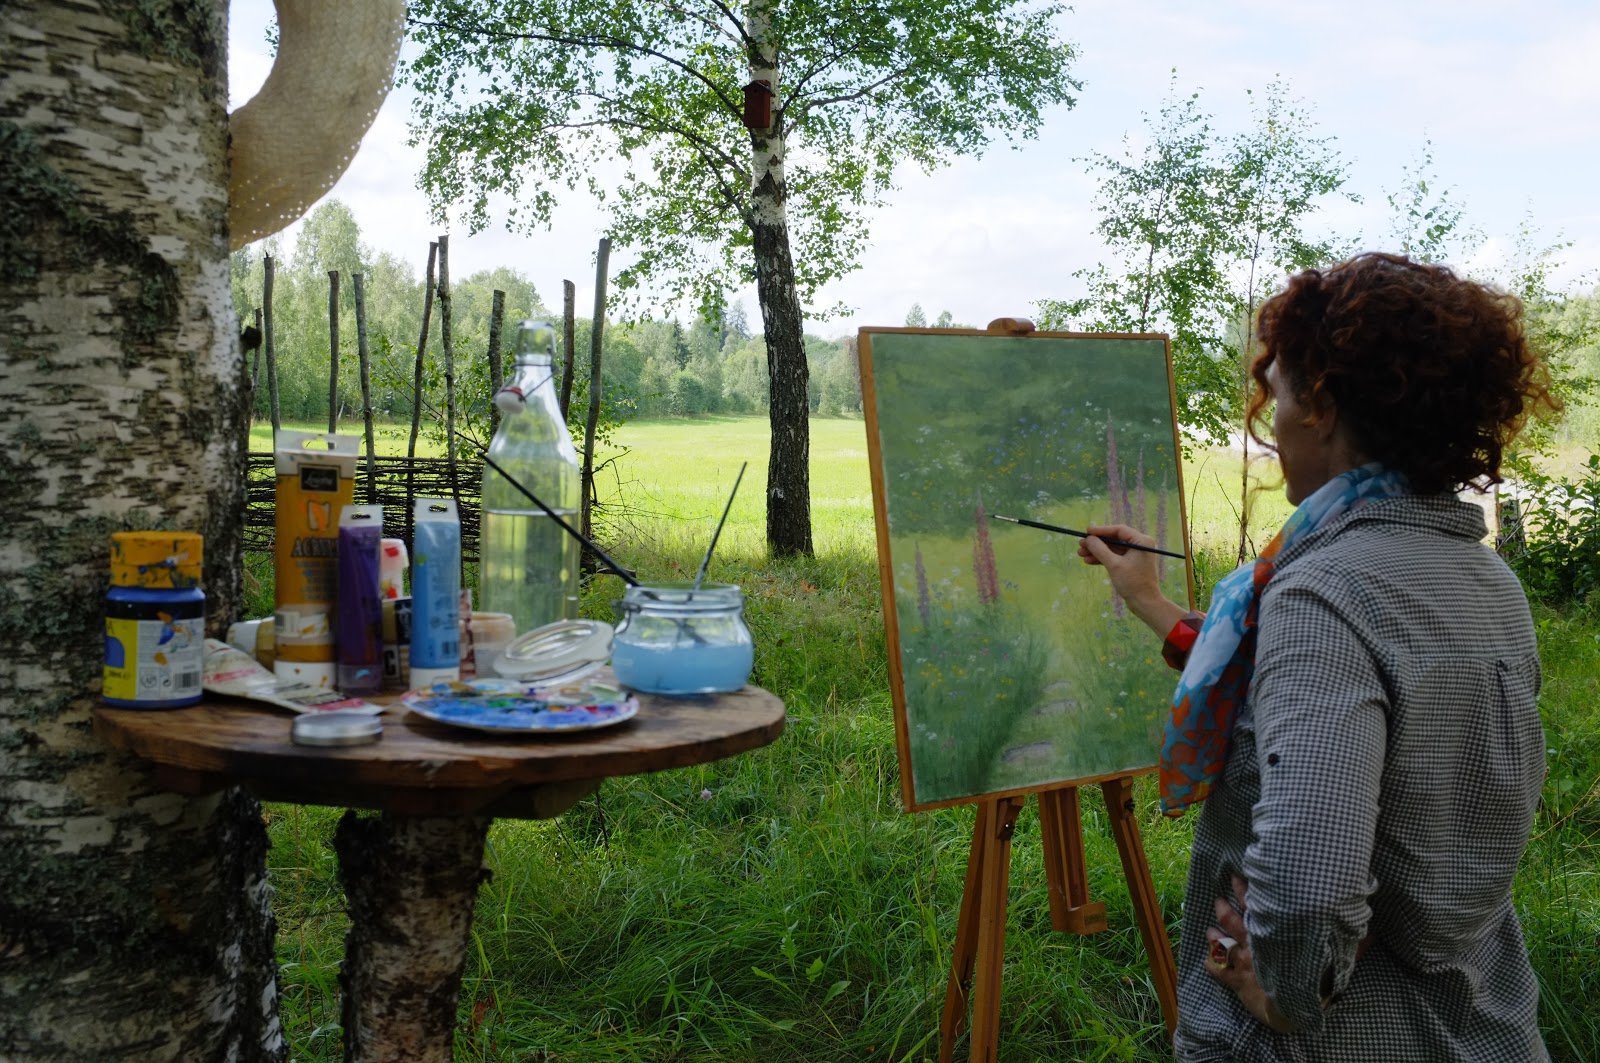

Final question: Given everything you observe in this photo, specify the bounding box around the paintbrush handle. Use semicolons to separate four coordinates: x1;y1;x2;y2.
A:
993;514;1187;560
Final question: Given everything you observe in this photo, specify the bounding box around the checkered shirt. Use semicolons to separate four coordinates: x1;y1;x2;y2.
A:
1173;495;1550;1062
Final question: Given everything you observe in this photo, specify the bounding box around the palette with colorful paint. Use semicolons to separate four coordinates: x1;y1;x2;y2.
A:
401;678;639;734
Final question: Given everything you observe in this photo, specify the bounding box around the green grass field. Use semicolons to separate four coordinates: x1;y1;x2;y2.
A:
266;415;1598;1062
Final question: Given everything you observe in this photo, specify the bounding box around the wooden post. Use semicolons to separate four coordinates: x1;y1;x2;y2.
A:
486;289;507;437
353;272;377;500
938;797;1023;1063
406;241;439;549
328;269;341;432
243;308;263;431
264;254;281;432
560;278;577;423
582;241;610;548
940;801;992;1063
436;235;464;571
1099;776;1179;1036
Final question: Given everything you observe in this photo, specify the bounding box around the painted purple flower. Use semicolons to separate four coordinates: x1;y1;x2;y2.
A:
1156;467;1169;581
973;492;1000;606
915;544;932;628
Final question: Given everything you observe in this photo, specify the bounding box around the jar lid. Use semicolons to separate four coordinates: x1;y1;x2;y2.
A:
110;532;203;589
291;709;383;747
621;583;743;611
493;618;613;685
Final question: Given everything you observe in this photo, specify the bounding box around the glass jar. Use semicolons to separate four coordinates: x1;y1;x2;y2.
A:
611;583;754;696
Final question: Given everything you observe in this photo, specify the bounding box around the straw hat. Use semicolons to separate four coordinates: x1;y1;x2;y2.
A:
229;0;407;250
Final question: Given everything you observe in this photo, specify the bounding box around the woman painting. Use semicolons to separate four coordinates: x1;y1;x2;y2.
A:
1080;253;1555;1061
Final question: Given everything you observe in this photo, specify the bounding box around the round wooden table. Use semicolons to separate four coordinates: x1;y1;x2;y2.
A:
93;674;785;1063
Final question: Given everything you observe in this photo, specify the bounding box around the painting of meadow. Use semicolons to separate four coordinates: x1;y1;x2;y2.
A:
861;330;1192;809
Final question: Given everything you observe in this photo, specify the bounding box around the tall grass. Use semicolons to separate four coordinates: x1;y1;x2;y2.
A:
266;415;1599;1062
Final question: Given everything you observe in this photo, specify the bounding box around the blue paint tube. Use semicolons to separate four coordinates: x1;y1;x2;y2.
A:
409;498;461;687
336;504;384;694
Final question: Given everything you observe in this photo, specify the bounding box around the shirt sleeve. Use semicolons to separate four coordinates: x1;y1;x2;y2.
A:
1161;611;1205;670
1240;577;1385;1032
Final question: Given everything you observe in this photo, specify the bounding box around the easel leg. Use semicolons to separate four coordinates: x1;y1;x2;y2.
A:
1099;776;1180;1038
1037;788;1107;934
939;802;989;1063
938;797;1023;1063
969;796;1022;1063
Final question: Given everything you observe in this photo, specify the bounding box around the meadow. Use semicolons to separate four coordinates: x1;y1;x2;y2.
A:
262;415;1596;1062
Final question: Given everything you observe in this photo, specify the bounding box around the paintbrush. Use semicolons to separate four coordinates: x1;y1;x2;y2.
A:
991;514;1187;560
692;462;747;592
479;450;641;586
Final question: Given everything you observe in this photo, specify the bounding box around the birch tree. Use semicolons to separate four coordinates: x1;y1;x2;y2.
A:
1;2;282;1057
406;0;1080;556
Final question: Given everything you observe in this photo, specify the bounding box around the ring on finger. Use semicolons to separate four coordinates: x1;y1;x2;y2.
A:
1207;935;1238;972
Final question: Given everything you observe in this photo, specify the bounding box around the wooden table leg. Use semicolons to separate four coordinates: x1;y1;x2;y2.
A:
1099;776;1179;1038
334;812;493;1063
940;800;991;1063
968;796;1022;1063
1037;788;1107;935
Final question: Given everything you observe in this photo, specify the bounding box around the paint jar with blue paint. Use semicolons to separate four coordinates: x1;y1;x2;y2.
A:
103;532;206;708
610;584;753;696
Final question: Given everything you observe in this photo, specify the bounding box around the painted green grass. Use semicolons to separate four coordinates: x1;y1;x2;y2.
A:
267;415;1599;1062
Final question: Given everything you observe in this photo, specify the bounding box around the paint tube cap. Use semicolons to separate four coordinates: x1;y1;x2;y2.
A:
291;709;383;747
111;532;203;588
408;664;461;689
493;619;613;685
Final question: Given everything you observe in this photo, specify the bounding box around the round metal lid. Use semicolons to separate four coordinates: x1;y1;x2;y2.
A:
292;709;384;747
492;618;613;685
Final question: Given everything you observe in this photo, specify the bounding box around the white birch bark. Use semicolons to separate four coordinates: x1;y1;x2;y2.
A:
0;2;283;1058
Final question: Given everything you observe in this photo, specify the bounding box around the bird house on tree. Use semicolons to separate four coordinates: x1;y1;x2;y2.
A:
742;80;773;130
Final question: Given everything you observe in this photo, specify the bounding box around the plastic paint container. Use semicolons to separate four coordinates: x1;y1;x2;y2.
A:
103;532;206;708
336;505;384;694
610;584;753;696
409;498;461;688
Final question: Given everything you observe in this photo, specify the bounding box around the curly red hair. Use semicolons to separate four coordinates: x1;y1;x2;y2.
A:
1248;253;1560;495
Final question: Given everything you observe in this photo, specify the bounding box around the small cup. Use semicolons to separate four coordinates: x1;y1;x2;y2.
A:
461;611;517;678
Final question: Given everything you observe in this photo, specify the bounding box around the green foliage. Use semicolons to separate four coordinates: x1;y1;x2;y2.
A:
1503;455;1600;605
1037;78;1353;448
404;0;1080;318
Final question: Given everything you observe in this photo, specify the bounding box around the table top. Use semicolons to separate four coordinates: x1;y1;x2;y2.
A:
93;671;785;817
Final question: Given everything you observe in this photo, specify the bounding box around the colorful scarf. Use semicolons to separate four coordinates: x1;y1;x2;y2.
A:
1159;463;1409;816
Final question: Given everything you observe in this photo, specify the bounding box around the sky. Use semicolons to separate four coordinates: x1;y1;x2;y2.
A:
228;1;1600;340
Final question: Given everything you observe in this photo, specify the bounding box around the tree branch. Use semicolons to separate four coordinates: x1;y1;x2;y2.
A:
409;16;744;119
661;0;746;47
701;0;753;47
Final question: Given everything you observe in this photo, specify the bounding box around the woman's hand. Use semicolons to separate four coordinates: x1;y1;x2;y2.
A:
1077;523;1187;638
1206;876;1296;1033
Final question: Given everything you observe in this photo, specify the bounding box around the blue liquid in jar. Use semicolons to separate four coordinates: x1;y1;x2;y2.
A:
611;639;753;695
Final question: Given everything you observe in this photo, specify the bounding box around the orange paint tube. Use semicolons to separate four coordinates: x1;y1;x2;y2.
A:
273;430;359;687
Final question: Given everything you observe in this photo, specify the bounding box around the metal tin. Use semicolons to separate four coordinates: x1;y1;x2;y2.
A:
291;709;383;747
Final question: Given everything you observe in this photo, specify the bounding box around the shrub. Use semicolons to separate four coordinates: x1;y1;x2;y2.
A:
1503;453;1600;604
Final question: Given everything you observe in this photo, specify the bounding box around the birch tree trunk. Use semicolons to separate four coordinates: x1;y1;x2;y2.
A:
747;0;812;557
0;2;284;1059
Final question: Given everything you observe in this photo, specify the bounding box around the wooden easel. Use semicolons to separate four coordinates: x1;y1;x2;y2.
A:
938;775;1179;1063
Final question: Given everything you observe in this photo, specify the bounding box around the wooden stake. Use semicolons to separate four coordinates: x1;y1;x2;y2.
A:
353;272;377;500
436;234;463;571
561;279;577;422
328;269;341;432
263;254;280;432
1099;776;1179;1036
486;289;506;437
245;307;263;430
406;241;439;549
582;240;610;549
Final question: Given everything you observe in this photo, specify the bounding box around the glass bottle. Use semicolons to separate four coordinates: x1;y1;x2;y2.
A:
479;320;582;636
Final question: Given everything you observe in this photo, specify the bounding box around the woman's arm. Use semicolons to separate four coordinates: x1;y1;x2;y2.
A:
1239;576;1385;1031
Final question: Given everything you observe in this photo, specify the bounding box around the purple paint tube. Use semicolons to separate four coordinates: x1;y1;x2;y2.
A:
337;504;384;694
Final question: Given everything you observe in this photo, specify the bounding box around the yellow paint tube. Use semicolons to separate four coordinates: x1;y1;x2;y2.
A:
274;429;359;686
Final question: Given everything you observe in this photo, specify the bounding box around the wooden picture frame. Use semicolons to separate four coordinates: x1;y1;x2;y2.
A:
859;324;1195;812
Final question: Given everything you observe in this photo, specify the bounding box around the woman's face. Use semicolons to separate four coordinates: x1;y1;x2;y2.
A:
1266;357;1333;506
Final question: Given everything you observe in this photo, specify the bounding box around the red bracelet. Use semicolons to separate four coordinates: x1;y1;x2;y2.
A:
1161;612;1205;670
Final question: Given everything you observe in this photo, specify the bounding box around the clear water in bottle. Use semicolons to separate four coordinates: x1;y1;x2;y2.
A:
480;321;583;637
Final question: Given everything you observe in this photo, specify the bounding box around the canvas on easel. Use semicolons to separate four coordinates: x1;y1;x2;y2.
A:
859;320;1192;1060
860;324;1193;811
